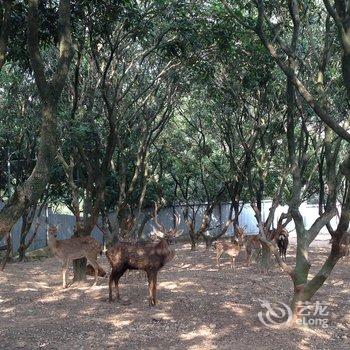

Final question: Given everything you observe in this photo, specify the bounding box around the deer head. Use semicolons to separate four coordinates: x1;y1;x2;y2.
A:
151;203;183;243
234;226;246;246
48;225;59;238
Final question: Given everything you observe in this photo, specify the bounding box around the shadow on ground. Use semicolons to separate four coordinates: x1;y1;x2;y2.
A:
0;243;349;349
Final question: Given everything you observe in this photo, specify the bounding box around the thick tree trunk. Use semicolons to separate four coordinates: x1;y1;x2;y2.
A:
0;105;58;239
290;284;308;320
0;0;73;241
73;257;87;282
73;227;88;282
259;245;272;272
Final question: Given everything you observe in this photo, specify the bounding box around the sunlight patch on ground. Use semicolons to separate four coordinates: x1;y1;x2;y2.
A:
160;281;178;289
15;287;39;292
39;293;66;303
222;302;250;316
105;315;134;328
148;311;174;322
1;306;15;314
180;325;216;349
160;280;197;290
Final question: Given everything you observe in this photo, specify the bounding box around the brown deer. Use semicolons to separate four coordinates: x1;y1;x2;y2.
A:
47;226;103;288
106;208;182;306
234;226;262;266
214;227;247;269
276;228;289;262
86;263;107;278
333;231;350;256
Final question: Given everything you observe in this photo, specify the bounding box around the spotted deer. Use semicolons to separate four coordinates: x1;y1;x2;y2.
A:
234;226;262;266
214;228;246;269
106;207;182;306
47;226;103;288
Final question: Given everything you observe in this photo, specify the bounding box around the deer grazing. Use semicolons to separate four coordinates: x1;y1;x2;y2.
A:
47;226;103;288
106;207;182;306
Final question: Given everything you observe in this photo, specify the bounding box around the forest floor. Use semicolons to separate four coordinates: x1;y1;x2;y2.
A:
0;242;349;350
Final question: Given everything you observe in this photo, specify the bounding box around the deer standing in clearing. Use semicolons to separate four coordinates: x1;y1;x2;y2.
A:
214;228;245;269
233;226;262;266
106;206;182;306
47;226;104;288
276;228;289;262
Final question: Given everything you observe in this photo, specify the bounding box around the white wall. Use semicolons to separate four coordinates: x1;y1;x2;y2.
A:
0;200;337;253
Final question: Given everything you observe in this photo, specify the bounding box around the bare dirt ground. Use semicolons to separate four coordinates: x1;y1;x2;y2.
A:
1;243;349;350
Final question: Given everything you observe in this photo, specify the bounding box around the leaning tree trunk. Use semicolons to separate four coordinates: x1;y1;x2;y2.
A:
0;105;59;238
0;0;73;241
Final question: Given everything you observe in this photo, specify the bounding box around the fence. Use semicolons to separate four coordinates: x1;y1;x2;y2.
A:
0;200;335;254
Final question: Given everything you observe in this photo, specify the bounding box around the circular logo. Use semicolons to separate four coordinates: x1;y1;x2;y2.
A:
258;299;293;327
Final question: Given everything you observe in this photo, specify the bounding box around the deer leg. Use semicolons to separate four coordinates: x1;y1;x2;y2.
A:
62;260;69;288
246;248;252;267
217;251;223;268
109;269;116;302
113;268;126;302
231;256;235;269
147;270;157;306
88;257;99;287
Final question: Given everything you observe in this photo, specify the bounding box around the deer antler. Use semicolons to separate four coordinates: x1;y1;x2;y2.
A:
174;212;181;229
153;201;166;232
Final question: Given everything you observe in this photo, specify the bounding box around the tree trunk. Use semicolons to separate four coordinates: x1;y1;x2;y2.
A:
73;257;87;282
290;284;308;321
0;0;73;241
72;226;90;282
189;230;197;251
259;245;272;273
0;233;12;271
18;207;36;262
0;105;57;239
205;236;212;249
18;213;29;262
18;243;26;262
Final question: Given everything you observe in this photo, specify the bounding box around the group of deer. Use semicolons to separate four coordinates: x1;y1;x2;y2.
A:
214;225;289;269
47;208;182;306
